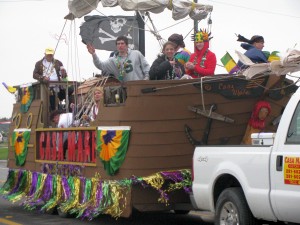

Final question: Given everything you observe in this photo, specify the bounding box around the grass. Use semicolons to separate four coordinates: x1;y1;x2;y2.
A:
0;142;8;160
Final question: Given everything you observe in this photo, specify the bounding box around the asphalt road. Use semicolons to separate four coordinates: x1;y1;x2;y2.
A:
0;198;214;225
0;160;8;184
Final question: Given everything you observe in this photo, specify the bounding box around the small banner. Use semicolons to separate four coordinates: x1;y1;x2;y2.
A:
12;129;31;166
220;52;239;74
97;126;131;176
20;83;34;113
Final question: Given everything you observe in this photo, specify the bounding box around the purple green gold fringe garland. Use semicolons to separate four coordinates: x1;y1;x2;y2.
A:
6;170;29;203
0;168;191;220
59;176;81;213
40;175;59;212
23;173;47;210
0;170;17;195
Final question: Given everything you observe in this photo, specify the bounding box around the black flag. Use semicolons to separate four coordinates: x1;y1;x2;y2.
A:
80;15;139;51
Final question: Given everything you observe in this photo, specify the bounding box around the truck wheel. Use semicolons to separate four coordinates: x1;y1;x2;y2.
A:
215;187;257;225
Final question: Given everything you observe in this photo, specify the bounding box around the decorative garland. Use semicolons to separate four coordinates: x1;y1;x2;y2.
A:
0;168;191;220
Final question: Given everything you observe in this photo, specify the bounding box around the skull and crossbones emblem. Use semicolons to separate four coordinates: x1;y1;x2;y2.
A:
110;18;127;33
98;17;132;44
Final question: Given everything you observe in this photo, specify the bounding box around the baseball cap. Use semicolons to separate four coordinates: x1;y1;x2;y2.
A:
45;47;54;55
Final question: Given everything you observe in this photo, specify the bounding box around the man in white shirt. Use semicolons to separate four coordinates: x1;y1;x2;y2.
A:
50;110;73;159
33;47;72;111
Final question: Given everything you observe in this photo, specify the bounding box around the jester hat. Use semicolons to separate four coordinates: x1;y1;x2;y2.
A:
191;29;212;43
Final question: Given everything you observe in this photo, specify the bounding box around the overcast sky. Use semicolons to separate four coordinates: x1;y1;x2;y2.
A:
0;0;300;118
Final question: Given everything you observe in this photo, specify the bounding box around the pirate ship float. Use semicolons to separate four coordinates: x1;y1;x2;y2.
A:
1;0;300;220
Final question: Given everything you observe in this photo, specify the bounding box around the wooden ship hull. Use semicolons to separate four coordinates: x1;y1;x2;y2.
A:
2;74;298;218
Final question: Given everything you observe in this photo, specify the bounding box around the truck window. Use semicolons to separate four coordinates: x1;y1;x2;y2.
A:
286;101;300;144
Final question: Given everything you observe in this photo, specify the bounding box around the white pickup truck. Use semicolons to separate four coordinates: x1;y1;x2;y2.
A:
191;88;300;225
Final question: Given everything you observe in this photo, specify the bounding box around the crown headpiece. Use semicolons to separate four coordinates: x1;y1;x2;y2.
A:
191;29;212;43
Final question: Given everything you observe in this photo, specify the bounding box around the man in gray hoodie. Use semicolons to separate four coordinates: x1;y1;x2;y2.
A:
87;36;150;81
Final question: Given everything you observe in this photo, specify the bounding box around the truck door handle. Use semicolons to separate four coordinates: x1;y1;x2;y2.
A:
276;155;283;171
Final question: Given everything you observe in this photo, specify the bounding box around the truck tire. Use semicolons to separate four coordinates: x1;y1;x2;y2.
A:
215;187;257;225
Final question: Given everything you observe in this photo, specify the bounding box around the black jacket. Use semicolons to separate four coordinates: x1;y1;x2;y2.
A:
149;55;185;80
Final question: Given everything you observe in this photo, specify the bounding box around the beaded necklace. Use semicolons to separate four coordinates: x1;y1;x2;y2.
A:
115;54;129;81
166;56;182;80
165;56;175;80
43;59;56;78
193;49;208;78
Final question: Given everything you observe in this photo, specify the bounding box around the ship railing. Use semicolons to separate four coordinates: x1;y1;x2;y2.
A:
35;127;97;166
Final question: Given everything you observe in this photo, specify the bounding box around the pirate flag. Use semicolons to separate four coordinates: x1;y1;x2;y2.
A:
80;15;139;51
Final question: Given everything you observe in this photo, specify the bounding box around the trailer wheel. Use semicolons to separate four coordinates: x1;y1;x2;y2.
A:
215;187;257;225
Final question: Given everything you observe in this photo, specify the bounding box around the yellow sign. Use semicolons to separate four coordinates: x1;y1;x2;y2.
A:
284;156;300;185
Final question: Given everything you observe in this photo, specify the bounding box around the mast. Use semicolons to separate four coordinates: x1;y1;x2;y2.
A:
194;0;198;32
193;0;198;50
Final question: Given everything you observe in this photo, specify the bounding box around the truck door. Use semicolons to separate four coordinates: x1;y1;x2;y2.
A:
270;100;300;223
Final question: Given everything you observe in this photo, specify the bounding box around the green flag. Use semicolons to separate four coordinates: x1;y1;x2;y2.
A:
12;129;31;166
221;52;239;74
97;126;131;176
20;84;34;113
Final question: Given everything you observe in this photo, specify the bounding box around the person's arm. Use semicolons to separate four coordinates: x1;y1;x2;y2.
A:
54;60;68;80
87;43;104;71
149;57;171;80
185;54;195;76
138;52;150;80
245;48;268;64
33;60;49;82
256;51;268;63
33;61;42;80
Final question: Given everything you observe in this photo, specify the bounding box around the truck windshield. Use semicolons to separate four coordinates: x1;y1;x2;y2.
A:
286;101;300;144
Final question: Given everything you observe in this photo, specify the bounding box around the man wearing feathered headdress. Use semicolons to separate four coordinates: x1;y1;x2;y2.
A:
185;29;216;78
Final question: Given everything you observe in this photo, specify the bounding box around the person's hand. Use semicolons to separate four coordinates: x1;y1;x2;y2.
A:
185;62;194;70
41;76;50;83
70;103;75;110
87;43;95;55
169;60;176;66
180;74;193;80
82;114;89;121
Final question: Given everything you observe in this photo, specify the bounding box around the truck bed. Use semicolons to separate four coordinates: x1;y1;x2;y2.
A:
192;145;277;220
